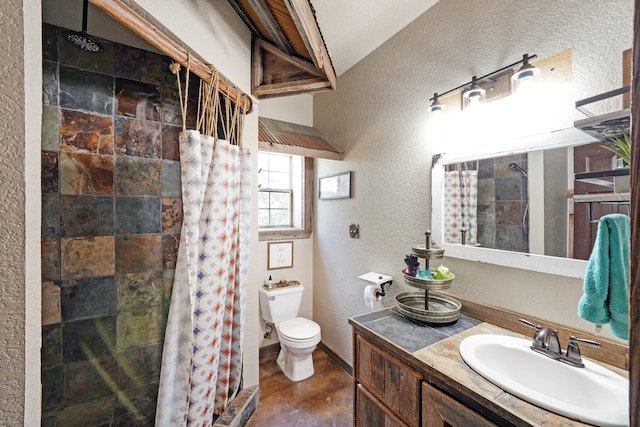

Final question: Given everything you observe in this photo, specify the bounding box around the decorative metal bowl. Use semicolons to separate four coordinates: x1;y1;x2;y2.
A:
410;243;445;259
395;291;461;324
402;271;454;290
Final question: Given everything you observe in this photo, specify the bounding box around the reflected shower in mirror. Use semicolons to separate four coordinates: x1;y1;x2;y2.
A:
444;153;530;253
440;141;631;261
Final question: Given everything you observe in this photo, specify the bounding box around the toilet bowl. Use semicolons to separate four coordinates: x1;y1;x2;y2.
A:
275;317;321;381
259;285;321;382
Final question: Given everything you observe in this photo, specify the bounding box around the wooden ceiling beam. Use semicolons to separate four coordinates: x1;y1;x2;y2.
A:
227;1;263;39
254;78;333;98
228;0;336;98
259;140;343;160
229;0;296;56
257;39;324;77
284;0;336;90
253;38;335;98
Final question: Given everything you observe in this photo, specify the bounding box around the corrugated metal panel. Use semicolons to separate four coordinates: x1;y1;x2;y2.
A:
259;117;343;154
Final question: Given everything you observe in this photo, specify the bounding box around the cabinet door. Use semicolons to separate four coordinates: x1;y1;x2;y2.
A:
422;382;497;427
357;384;409;427
356;336;421;427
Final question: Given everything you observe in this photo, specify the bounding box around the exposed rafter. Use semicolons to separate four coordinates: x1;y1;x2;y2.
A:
228;0;294;55
227;0;336;99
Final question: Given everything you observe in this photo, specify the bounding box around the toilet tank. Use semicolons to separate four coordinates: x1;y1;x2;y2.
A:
259;285;304;324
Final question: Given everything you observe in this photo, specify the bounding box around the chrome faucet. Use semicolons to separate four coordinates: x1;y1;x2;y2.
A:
531;326;562;359
519;319;560;359
519;319;601;367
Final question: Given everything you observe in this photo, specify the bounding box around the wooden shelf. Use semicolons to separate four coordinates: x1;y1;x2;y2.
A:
573;192;630;203
574;168;630;189
573;87;630;142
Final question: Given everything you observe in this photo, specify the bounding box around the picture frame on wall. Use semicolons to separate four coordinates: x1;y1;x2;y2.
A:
319;171;351;200
267;241;294;270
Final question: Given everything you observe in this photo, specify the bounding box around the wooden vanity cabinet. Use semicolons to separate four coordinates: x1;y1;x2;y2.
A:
352;305;630;426
355;335;421;427
356;384;409;427
354;332;501;427
422;382;498;427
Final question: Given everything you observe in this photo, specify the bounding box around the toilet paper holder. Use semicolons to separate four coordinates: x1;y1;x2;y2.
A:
358;272;393;297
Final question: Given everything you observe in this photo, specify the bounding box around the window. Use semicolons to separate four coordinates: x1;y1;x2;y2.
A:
258;153;294;227
258;152;312;240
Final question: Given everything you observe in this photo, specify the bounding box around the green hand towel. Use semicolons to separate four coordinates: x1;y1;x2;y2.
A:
578;213;630;340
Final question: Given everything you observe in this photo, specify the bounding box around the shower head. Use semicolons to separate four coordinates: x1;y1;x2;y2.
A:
509;162;528;178
63;0;104;53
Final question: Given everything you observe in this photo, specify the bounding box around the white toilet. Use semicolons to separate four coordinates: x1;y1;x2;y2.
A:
259;284;321;381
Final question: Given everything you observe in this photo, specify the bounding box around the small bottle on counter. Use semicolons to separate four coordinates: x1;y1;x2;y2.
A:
268;275;273;289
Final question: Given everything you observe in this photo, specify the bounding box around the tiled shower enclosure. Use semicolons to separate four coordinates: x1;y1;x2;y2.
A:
40;23;199;426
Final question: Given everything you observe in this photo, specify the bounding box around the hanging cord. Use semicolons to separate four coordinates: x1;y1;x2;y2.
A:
227;93;241;145
196;78;203;133
235;92;245;148
219;91;229;141
197;71;216;136
230;91;244;146
184;62;245;146
182;54;191;131
169;53;191;132
210;69;220;139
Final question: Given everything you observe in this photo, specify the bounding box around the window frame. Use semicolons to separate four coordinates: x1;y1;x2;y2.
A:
259;157;313;241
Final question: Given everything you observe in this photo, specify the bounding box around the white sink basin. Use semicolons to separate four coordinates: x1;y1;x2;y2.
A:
459;334;629;427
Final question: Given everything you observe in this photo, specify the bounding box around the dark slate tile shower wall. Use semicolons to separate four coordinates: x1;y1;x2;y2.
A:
477;153;529;253
41;24;197;426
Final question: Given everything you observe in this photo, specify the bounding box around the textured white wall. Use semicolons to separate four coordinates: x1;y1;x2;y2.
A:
255;94;315;348
0;0;42;425
259;94;314;127
133;0;252;94
256;238;315;348
313;0;633;364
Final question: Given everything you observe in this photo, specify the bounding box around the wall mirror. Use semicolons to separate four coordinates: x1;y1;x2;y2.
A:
431;127;628;279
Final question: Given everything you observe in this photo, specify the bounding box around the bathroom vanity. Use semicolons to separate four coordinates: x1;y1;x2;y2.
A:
349;297;629;426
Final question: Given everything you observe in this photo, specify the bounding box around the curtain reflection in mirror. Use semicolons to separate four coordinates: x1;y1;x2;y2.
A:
445;154;529;252
444;165;478;245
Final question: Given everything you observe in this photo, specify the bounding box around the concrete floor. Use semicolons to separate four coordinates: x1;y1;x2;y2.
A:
246;347;353;426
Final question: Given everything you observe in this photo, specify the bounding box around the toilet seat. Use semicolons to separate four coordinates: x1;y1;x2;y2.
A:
278;317;321;342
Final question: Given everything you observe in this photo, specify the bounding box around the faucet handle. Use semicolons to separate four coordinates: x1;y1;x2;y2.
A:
563;336;601;368
519;318;544;346
570;336;601;348
518;318;541;331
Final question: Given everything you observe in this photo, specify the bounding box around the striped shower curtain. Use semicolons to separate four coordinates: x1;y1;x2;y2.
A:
444;170;478;244
155;130;251;426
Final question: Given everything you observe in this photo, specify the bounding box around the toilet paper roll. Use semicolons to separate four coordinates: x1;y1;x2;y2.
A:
364;285;382;309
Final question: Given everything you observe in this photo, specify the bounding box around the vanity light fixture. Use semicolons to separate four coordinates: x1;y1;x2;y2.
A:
462;76;486;107
428;53;538;113
513;53;540;82
429;92;444;113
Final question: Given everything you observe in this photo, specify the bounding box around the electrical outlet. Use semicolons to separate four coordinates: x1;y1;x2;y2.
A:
349;223;359;238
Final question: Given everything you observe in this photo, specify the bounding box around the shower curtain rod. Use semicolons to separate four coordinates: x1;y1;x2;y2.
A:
89;0;253;114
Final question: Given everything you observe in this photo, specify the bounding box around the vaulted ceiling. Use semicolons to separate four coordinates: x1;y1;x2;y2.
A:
227;0;336;99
